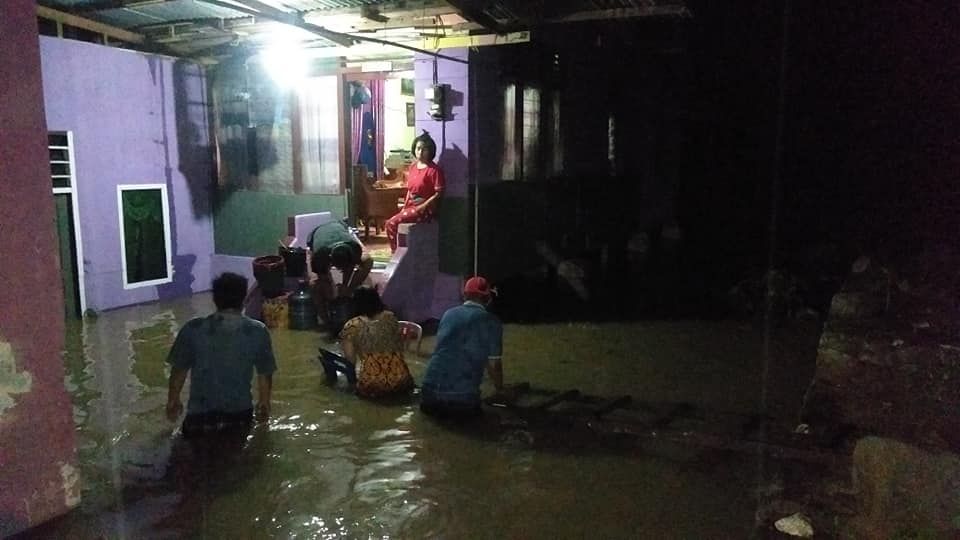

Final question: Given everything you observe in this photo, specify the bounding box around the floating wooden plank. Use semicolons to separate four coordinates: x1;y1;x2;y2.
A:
651;402;695;429
484;382;531;407
592;395;632;417
531;389;581;410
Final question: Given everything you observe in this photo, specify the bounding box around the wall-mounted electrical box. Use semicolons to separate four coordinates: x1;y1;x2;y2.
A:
424;83;450;121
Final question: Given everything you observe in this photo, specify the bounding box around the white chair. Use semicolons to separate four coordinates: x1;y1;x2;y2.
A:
397;320;423;354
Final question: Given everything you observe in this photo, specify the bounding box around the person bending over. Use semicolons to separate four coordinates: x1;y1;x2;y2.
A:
308;219;374;325
334;287;414;398
419;276;504;421
166;272;277;438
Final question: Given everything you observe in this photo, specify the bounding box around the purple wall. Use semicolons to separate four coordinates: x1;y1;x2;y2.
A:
381;49;469;321
0;2;77;535
414;49;470;198
40;37;215;312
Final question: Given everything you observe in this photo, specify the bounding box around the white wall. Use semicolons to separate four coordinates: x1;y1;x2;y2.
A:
383;77;415;164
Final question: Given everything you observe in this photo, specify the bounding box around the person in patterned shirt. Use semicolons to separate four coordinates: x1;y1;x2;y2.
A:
336;287;414;398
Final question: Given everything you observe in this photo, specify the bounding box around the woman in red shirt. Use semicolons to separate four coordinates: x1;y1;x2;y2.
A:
385;132;445;252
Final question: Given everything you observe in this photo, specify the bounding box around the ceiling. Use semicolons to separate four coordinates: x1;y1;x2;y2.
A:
36;0;690;63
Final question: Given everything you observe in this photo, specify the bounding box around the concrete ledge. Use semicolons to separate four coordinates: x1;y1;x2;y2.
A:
380;222;460;322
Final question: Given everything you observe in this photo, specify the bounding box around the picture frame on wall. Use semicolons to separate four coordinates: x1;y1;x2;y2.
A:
400;78;414;96
406;102;415;127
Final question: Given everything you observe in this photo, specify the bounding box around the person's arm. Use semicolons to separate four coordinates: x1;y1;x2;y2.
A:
415;167;444;214
254;328;277;422
345;253;374;291
485;317;504;392
165;323;196;421
166;366;188;421
485;358;504;392
340;318;359;362
415;191;441;214
341;335;357;363
338;269;354;295
255;373;272;422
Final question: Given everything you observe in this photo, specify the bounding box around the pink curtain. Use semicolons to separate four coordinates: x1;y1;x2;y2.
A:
351;102;363;167
350;79;386;178
369;78;385;178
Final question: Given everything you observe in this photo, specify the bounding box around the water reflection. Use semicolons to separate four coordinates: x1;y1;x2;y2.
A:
29;293;821;538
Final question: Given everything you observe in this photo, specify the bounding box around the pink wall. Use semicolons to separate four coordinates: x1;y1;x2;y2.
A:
0;1;78;536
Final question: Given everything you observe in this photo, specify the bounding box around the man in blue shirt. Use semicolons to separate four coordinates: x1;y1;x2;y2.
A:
166;272;277;438
420;276;504;420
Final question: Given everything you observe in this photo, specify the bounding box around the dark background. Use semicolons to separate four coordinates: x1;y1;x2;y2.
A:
469;0;958;320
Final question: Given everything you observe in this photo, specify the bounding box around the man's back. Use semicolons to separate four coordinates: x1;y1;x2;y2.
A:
421;302;502;404
309;221;356;251
168;312;276;414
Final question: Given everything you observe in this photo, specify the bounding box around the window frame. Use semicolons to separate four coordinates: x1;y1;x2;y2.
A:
116;183;174;290
50;130;87;314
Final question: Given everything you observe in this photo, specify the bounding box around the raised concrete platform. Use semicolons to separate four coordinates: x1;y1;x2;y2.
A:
380;222;461;323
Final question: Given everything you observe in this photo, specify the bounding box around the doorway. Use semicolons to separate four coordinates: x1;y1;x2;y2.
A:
49;131;85;318
54;193;81;318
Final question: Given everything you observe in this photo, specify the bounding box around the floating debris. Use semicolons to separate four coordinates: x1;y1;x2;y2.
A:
774;512;814;537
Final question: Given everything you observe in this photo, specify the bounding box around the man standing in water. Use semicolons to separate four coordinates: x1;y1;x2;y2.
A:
166;272;277;438
420;276;504;420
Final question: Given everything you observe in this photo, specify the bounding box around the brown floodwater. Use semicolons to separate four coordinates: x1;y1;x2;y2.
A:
22;293;820;539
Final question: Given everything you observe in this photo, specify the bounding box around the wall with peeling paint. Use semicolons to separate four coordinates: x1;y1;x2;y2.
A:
0;0;78;536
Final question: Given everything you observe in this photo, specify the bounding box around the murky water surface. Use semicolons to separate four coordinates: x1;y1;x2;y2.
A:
34;293;819;539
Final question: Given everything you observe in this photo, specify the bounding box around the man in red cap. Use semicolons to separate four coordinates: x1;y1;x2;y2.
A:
420;276;504;420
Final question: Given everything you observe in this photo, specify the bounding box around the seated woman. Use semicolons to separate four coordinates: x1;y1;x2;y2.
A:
384;132;444;252
338;287;414;398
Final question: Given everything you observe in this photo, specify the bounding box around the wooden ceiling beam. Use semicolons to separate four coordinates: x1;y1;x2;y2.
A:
301;0;451;19
304;30;529;59
305;7;463;32
200;0;357;46
36;5;146;43
443;0;507;33
551;6;691;23
45;0;176;14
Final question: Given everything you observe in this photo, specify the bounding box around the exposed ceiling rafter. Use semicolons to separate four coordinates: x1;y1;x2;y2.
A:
442;0;508;33
46;0;176;14
300;0;451;19
360;5;389;23
305;8;469;33
303;30;529;59
198;0;359;46
553;6;691;23
36;0;692;64
37;5;146;43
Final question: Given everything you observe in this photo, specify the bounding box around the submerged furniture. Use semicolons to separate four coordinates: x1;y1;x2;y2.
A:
397;320;423;354
354;165;405;239
319;346;356;384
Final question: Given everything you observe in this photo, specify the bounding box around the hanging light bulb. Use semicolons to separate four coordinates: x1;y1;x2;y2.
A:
259;33;307;88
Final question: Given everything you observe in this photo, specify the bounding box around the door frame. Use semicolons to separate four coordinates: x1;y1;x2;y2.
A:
50;131;87;315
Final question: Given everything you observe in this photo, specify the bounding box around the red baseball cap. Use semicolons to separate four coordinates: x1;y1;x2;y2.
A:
463;276;494;297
